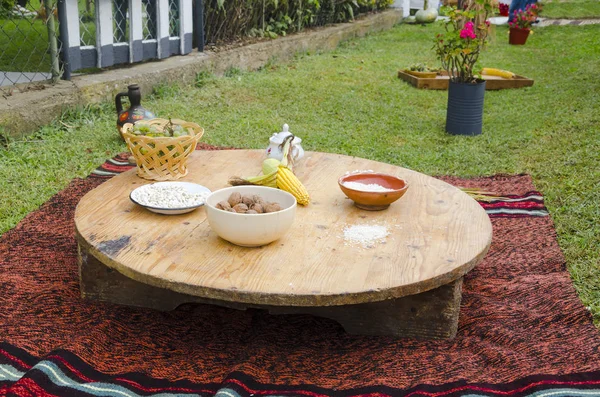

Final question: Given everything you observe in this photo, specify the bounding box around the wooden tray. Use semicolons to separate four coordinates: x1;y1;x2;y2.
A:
397;70;534;90
403;69;438;79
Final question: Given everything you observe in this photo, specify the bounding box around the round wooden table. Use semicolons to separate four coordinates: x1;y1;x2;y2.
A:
75;150;492;339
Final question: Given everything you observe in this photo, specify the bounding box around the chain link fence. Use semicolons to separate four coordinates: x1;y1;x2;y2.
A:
0;0;61;91
1;0;181;93
2;0;388;93
111;0;177;43
79;0;95;46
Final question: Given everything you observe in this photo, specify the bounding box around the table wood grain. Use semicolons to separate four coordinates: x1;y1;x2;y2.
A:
75;150;492;308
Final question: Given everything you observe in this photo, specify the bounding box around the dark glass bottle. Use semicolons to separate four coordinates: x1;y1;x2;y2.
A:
115;84;155;137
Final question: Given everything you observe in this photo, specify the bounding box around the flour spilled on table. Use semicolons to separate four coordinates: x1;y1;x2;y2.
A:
342;224;390;248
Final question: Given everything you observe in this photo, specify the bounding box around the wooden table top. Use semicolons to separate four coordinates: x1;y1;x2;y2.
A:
75;150;492;307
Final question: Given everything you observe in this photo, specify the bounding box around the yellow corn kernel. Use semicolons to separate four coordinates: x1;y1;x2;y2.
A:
277;166;310;206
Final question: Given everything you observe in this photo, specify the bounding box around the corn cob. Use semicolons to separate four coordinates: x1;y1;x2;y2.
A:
277;135;310;205
277;166;310;205
228;170;278;188
228;135;310;205
481;68;516;79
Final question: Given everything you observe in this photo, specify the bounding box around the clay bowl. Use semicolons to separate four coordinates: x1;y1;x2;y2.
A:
338;172;409;211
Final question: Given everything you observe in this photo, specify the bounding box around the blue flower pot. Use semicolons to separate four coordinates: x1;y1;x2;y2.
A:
445;80;486;136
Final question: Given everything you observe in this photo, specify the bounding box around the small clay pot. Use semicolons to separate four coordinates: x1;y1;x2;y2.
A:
338;172;409;211
509;27;530;45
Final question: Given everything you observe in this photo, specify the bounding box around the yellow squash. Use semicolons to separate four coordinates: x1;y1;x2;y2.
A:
482;68;516;79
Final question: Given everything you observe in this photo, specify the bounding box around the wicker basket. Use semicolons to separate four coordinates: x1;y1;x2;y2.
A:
122;118;204;181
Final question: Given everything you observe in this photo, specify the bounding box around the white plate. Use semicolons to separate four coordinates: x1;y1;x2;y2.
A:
130;182;212;215
488;16;509;25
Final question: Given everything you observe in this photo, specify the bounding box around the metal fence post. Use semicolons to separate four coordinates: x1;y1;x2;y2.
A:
57;0;71;80
193;0;204;51
43;0;62;81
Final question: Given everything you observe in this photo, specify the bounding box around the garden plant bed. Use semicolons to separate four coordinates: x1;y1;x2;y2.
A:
397;70;534;90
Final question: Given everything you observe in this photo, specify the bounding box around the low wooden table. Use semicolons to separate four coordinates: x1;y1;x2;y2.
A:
75;150;492;339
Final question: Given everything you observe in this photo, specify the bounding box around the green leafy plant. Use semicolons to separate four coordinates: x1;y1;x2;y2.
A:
433;0;495;83
224;66;242;77
202;0;384;44
0;128;11;149
357;0;393;12
150;83;181;99
249;14;292;38
195;70;215;88
407;62;439;72
297;0;320;29
0;0;17;17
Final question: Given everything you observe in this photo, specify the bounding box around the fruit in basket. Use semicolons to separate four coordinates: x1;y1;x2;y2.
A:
228;136;310;205
122;118;204;181
129;118;188;137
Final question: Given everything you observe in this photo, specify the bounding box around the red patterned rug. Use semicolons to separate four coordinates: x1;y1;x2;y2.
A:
1;149;600;397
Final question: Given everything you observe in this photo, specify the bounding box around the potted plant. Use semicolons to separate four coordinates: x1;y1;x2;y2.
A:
404;63;440;78
508;3;541;45
498;2;509;16
433;0;495;135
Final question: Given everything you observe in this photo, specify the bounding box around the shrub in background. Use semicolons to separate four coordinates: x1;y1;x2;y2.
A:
203;0;392;44
358;0;394;12
1;0;17;17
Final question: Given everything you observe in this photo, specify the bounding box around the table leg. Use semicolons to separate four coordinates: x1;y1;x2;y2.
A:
268;278;463;339
79;246;254;311
79;245;462;339
79;245;199;311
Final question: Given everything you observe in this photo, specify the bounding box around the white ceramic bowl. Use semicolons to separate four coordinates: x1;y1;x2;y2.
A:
205;186;297;247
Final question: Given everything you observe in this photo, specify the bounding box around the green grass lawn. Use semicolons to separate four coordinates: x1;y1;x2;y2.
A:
541;0;600;19
1;22;600;326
